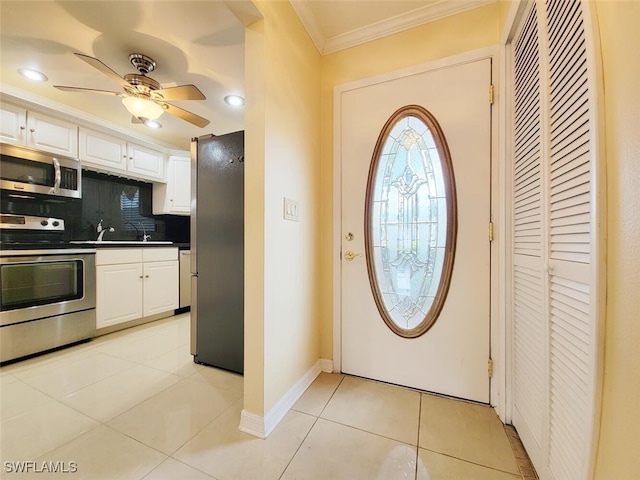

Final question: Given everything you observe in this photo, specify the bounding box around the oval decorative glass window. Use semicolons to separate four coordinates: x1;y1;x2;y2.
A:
365;105;457;338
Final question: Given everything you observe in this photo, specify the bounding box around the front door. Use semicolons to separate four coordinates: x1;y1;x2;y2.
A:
340;58;492;403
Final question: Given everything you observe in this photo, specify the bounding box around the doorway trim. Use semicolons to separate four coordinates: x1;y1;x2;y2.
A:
332;45;504;412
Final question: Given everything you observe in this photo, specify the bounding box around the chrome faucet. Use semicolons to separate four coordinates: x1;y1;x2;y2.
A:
96;219;115;241
139;222;151;242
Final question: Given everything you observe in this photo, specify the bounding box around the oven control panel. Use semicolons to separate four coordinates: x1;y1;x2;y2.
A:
0;214;64;231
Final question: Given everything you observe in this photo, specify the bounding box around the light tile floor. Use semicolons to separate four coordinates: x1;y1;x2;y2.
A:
0;314;533;479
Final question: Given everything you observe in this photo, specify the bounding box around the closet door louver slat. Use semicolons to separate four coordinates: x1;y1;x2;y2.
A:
511;3;546;455
546;0;593;478
513;265;546;444
513;4;543;260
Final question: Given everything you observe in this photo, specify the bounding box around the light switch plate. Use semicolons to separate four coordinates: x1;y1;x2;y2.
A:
283;197;299;221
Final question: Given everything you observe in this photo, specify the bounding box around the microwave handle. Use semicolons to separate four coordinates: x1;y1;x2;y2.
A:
49;158;61;195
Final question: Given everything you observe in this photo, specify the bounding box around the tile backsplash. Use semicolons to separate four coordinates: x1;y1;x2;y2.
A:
0;170;190;243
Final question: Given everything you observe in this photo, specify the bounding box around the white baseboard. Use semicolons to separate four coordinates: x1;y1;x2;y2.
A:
320;358;334;373
239;357;332;438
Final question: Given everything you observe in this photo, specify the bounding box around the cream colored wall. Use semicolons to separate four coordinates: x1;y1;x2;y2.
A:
244;0;322;416
244;17;267;416
593;2;640;478
318;3;504;359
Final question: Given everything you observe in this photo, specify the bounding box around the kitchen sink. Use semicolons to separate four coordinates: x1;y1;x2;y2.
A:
70;240;174;245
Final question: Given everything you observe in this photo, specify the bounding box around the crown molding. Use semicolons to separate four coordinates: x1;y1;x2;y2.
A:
290;0;326;53
291;0;496;55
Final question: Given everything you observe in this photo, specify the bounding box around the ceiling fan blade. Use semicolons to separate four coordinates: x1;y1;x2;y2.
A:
54;85;122;96
74;53;130;89
152;85;205;101
163;103;210;128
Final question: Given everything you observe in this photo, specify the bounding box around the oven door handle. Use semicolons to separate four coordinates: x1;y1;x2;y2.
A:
49;158;61;195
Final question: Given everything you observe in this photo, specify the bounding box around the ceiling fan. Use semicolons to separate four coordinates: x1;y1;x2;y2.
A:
54;52;210;128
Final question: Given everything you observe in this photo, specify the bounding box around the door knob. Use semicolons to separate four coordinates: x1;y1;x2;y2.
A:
344;251;361;261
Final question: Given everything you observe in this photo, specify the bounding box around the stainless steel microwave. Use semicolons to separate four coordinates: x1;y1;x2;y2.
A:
0;143;81;199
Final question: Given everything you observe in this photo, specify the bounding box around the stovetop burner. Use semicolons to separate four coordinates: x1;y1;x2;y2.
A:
0;213;66;249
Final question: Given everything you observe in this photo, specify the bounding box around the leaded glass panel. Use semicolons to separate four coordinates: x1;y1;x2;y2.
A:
365;105;457;338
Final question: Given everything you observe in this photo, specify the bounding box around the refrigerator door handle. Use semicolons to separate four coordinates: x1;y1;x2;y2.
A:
190;275;198;356
190;138;198;275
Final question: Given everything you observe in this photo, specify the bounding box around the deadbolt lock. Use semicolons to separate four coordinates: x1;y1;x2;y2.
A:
345;232;354;241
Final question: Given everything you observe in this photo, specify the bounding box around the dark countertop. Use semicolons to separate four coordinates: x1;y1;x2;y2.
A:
1;241;190;251
69;241;180;248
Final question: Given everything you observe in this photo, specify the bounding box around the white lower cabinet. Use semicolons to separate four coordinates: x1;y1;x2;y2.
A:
96;248;178;329
142;260;179;316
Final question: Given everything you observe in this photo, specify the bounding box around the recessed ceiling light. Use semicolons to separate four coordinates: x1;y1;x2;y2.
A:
18;68;48;82
143;119;162;129
224;95;245;107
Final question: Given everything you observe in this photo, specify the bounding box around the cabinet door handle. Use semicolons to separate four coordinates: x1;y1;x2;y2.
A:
20;126;25;131
139;275;143;279
145;275;149;278
29;128;35;133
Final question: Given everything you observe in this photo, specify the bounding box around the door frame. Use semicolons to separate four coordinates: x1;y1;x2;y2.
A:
332;46;505;415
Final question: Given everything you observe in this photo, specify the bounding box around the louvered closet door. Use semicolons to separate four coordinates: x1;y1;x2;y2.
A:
546;1;595;478
509;1;599;479
511;4;548;475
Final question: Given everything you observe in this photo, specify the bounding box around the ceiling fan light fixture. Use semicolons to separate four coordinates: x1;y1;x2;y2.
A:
18;68;47;82
122;96;164;120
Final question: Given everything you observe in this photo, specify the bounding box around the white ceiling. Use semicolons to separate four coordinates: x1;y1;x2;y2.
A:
0;1;492;150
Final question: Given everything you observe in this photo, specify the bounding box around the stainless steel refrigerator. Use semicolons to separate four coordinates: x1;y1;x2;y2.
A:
190;131;244;373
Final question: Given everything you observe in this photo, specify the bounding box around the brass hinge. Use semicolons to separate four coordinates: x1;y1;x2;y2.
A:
489;84;494;104
489;222;494;242
488;358;494;378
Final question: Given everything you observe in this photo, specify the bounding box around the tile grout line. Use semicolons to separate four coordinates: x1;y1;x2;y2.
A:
319;416;420;448
317;374;346;418
277;413;320;480
278;374;347;479
143;457;217;480
166;396;243;459
317;375;423;447
418;446;524;477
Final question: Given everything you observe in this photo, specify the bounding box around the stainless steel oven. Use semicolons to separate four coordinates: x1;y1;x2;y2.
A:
0;215;95;363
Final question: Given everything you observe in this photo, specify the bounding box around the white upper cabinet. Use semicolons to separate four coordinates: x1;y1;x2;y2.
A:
2;101;170;183
79;128;128;173
79;127;166;182
1;104;78;157
0;103;27;144
127;142;165;182
153;154;190;215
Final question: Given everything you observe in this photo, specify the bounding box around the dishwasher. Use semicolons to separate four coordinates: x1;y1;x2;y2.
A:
179;250;191;309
